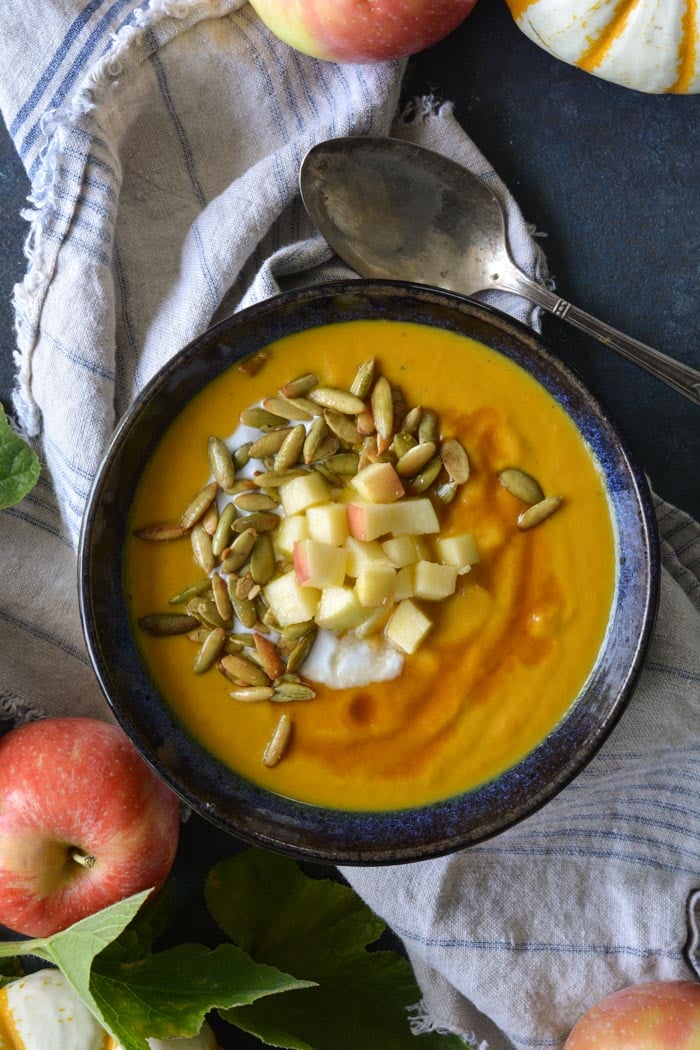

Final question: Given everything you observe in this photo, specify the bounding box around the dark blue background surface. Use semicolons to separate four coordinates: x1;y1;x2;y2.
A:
0;1;697;1045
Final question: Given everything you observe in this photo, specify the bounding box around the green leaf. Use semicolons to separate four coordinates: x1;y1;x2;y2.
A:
91;942;314;1050
206;850;469;1050
0;404;40;509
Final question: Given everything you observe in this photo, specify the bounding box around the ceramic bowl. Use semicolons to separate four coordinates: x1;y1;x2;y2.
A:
78;281;659;864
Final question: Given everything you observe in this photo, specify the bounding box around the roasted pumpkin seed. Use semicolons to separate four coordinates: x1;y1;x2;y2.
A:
409;456;443;493
208;436;236;491
186;598;227;629
441;438;470;484
251;469;305;487
235;492;279;512
139;613;199;636
435;481;458;504
211;573;233;622
325;453;360;475
221;527;257;572
418;409;439;444
191;522;215;573
324;410;361;446
262;713;293;766
239;406;288;430
229;589;257;629
262;397;312;422
271;683;316;702
285;630;317;673
402;405;422;434
251;533;275;585
233;443;252;469
220;653;269;686
194;627;226;674
303;417;327;463
517;496;563;530
134;523;188;542
238;349;271;376
371;375;393;441
232;511;279;533
311;435;340;462
212;502;237;556
280;620;315;641
254;632;285;680
274;424;306;471
498;468;545;505
180;481;218;530
230;686;275;702
356;407;376;436
168;578;211;605
248;429;291;459
201;503;219;536
309;387;365;415
391;431;417;459
281;372;318;399
349;358;375;399
396;441;437;477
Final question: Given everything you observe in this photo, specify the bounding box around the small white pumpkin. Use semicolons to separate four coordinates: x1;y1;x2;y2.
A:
506;0;700;93
0;969;219;1050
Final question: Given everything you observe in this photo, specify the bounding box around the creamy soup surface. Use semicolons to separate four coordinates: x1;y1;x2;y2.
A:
126;319;616;810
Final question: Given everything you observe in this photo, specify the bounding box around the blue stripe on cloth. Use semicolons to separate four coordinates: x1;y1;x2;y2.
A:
463;843;700;877
145;28;218;307
41;330;114;380
530;808;700;840
113;240;140;398
0;606;88;665
644;661;700;683
43;228;110;267
45;433;94;488
9;0;109;137
18;0;134;161
3;506;73;549
500;827;700;861
391;923;684;959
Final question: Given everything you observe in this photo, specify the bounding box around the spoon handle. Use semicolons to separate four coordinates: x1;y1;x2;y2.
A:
510;277;700;406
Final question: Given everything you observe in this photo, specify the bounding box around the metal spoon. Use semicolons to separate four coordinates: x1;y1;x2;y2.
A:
300;136;700;406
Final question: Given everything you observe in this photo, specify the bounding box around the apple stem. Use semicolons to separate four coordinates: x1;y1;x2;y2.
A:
70;848;97;869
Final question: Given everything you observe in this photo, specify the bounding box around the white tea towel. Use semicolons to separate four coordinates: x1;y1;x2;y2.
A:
0;2;697;1048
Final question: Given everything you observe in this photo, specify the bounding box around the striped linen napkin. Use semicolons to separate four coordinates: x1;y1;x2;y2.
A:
0;2;698;1047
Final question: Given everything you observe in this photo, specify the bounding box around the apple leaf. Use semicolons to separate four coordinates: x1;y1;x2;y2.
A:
205;849;470;1050
0;404;40;509
91;942;314;1050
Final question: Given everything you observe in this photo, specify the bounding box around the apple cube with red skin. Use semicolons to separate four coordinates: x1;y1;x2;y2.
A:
279;472;330;516
348;498;439;541
344;536;393;577
264;569;320;626
306;502;349;546
354;563;396;608
0;718;180;937
351;462;405;503
275;513;308;557
414;561;458;601
315;586;369;631
294;539;347;589
436;533;480;574
386;599;433;654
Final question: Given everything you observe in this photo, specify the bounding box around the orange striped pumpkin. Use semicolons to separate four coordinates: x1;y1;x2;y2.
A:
505;0;699;93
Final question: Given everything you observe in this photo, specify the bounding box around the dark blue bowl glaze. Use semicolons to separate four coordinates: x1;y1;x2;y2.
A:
78;281;659;865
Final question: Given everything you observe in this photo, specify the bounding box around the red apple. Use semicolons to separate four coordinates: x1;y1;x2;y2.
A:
248;0;479;63
565;981;700;1050
0;717;180;937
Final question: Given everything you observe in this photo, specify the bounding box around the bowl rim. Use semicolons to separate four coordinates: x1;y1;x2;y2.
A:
78;279;660;865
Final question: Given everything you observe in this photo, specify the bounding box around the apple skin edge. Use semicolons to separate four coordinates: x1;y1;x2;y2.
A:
247;0;479;63
0;717;180;937
564;981;700;1050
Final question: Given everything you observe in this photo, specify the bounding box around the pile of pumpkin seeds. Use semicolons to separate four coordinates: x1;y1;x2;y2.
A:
135;356;561;766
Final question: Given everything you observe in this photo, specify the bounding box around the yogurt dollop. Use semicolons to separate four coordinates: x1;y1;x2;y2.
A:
302;629;403;689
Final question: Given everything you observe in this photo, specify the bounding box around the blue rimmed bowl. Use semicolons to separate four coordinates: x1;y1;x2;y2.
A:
78;280;659;865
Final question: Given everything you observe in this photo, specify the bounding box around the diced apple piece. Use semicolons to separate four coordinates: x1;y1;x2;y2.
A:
351;462;405;503
386;599;432;654
347;502;398;542
306;502;349;546
436;533;480;574
381;535;420;568
275;514;308;557
354;564;396;608
344;536;392;577
264;570;320;627
315;586;368;631
354;605;393;639
279;472;330;516
413;536;432;562
294;539;347;589
386;498;440;537
413;561;458;601
394;564;415;601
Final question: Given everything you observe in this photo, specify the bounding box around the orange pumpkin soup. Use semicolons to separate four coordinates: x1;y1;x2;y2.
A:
125;320;616;810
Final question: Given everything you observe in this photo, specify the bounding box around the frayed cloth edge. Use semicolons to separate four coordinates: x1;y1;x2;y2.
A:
408;1000;486;1049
